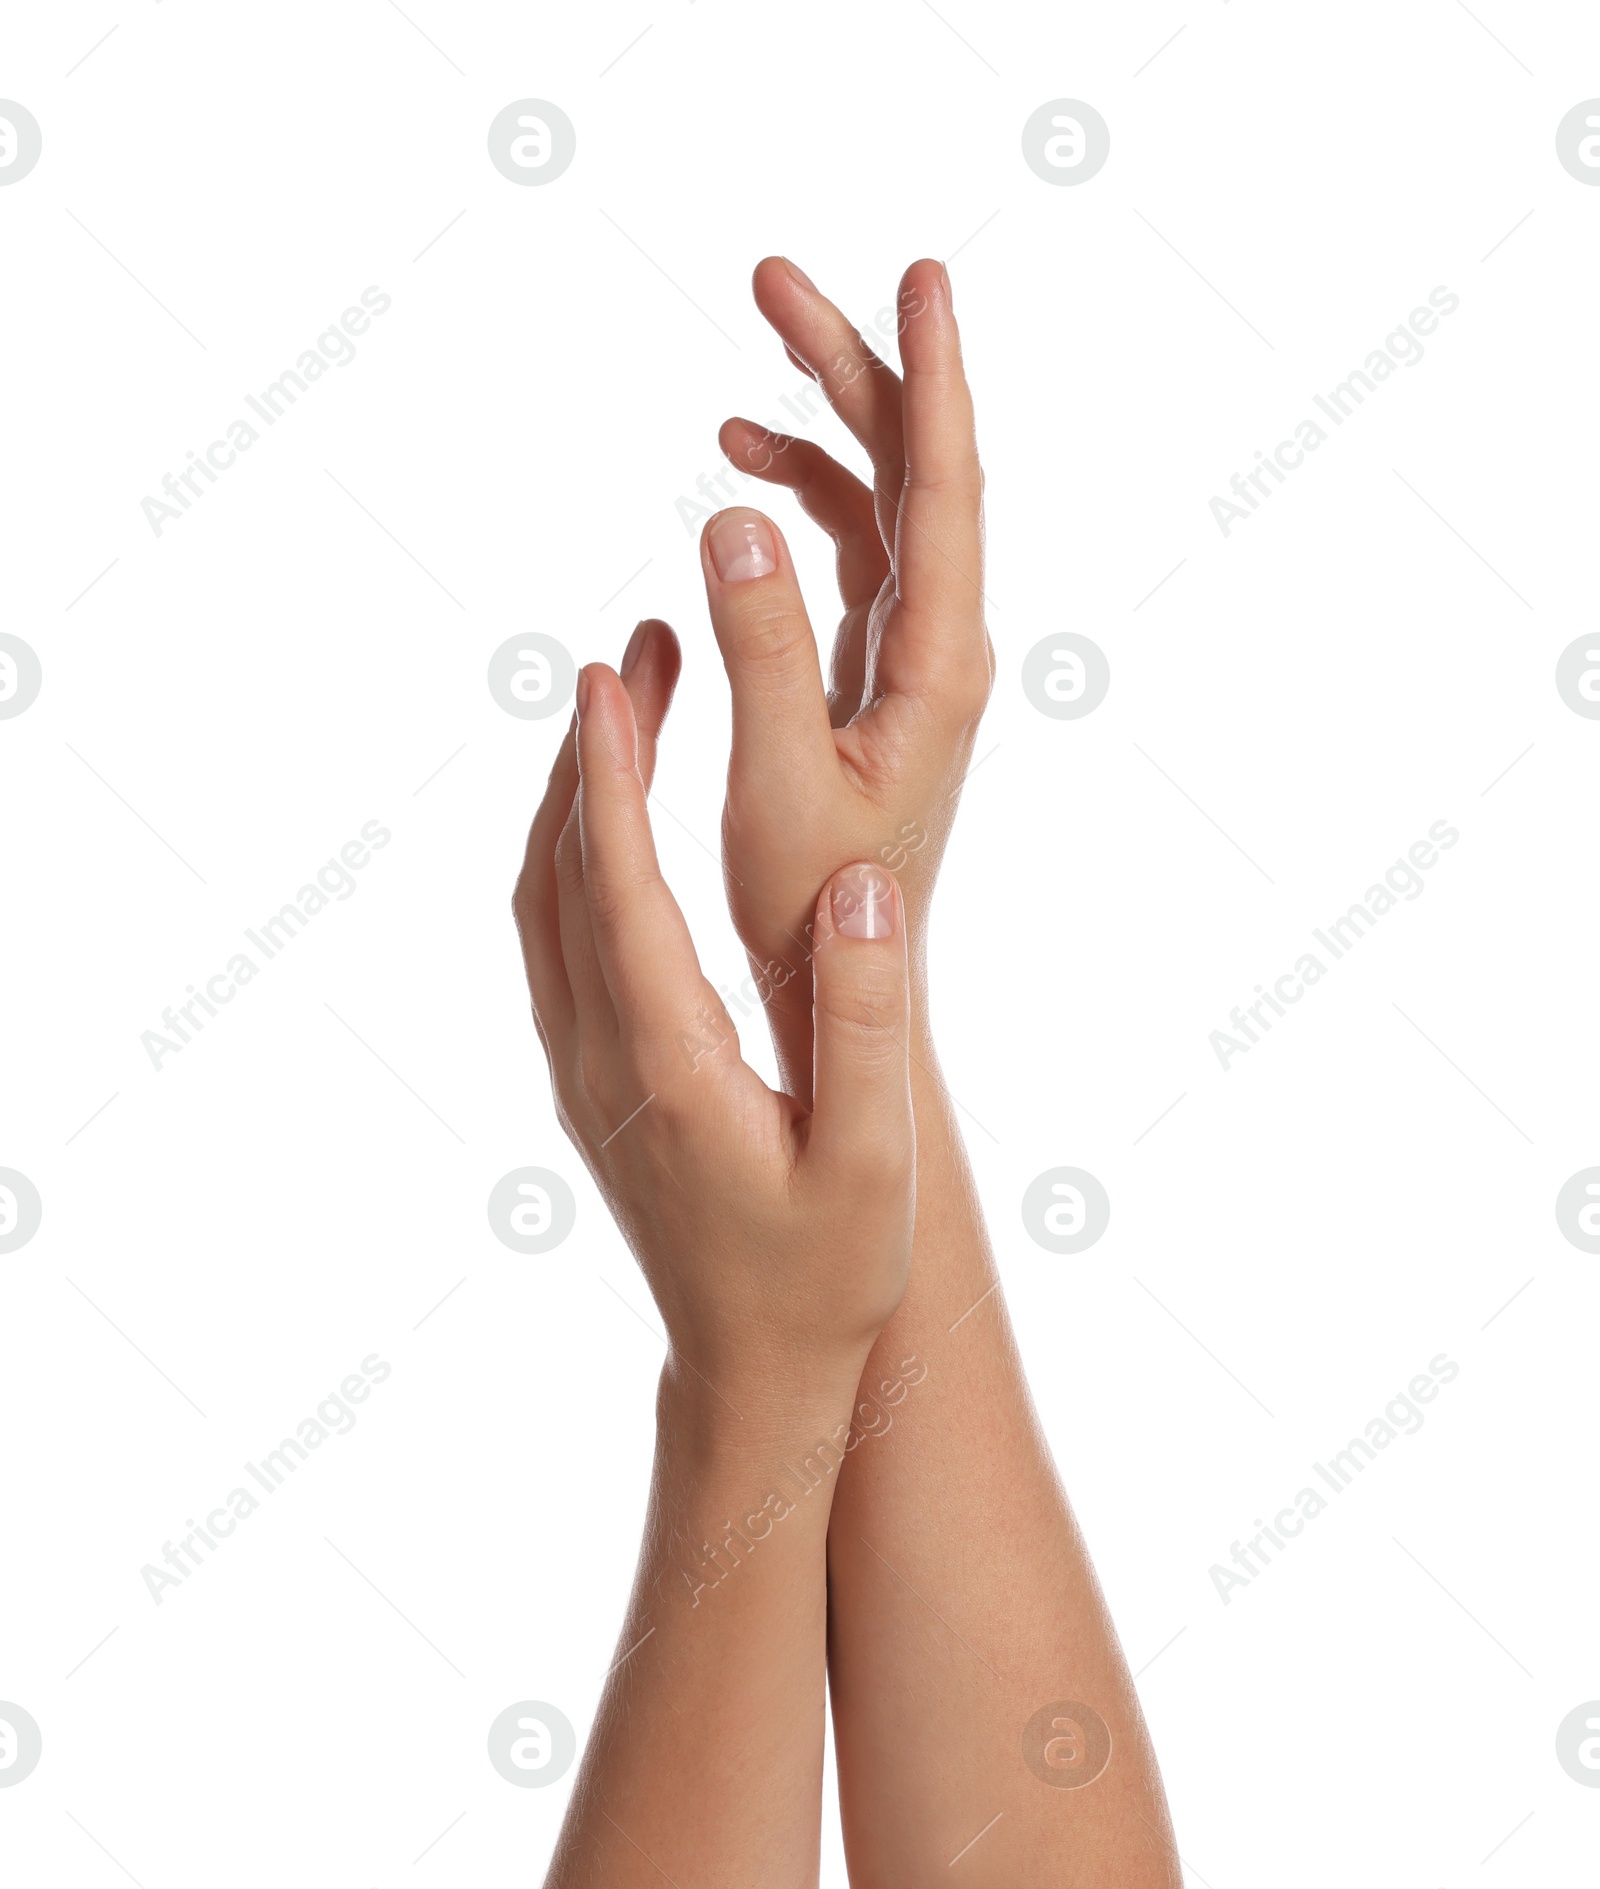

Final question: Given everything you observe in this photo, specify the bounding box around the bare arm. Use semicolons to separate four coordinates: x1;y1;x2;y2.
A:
545;1364;864;1888
698;257;1180;1884
513;642;917;1885
824;1034;1180;1883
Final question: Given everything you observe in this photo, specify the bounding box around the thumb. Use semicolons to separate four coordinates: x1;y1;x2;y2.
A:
700;507;837;785
806;863;913;1178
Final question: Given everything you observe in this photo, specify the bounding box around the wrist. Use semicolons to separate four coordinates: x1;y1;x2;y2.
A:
653;1358;873;1600
657;1345;872;1460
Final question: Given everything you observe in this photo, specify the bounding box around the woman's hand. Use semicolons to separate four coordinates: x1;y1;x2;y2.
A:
512;628;916;1405
698;257;992;1088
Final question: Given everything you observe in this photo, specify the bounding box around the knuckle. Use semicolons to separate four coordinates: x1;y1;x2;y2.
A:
951;678;991;725
935;637;995;725
904;467;980;499
510;871;532;929
661;1000;738;1081
566;1045;625;1133
511;857;552;928
582;861;660;932
546;1053;594;1149
511;885;554;971
552;823;584;895
531;1007;566;1068
733;606;812;672
822;975;906;1043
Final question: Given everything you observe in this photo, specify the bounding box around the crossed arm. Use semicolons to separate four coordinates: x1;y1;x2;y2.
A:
515;259;1180;1886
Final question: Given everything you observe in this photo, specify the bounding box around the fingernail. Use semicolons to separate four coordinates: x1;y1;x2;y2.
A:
783;257;817;292
620;621;648;677
941;262;952;306
575;666;591;717
832;864;896;940
708;511;778;584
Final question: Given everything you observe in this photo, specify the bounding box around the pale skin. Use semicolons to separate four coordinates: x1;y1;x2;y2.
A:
515;259;1180;1885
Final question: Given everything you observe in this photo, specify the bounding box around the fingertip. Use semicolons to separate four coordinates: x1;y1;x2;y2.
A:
649;619;683;684
720;417;802;482
703;506;784;586
900;257;947;298
717;414;763;460
897;258;957;357
748;263;822;364
577;662;629;741
755;254;817;296
809;861;911;1150
619;621;649;678
751;256;792;317
753;259;828;352
820;861;901;944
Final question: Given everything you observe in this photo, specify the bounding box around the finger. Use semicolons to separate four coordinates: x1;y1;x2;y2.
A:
574;664;715;1041
621;618;682;792
554;780;615;1045
751;257;906;548
513;711;581;1046
719;419;884;725
805;863;913;1179
700;507;838;782
519;623;680;1048
881;259;989;711
718;418;888;613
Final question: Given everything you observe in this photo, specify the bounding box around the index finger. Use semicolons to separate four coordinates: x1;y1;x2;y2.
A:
751;257;906;551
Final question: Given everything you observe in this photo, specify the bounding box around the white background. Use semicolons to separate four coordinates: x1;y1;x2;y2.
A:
3;2;1598;1883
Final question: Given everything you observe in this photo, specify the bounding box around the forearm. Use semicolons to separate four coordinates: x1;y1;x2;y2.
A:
823;1020;1180;1885
546;1354;870;1889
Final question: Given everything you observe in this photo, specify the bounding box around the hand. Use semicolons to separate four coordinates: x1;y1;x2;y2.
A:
512;628;916;1403
700;257;992;1088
